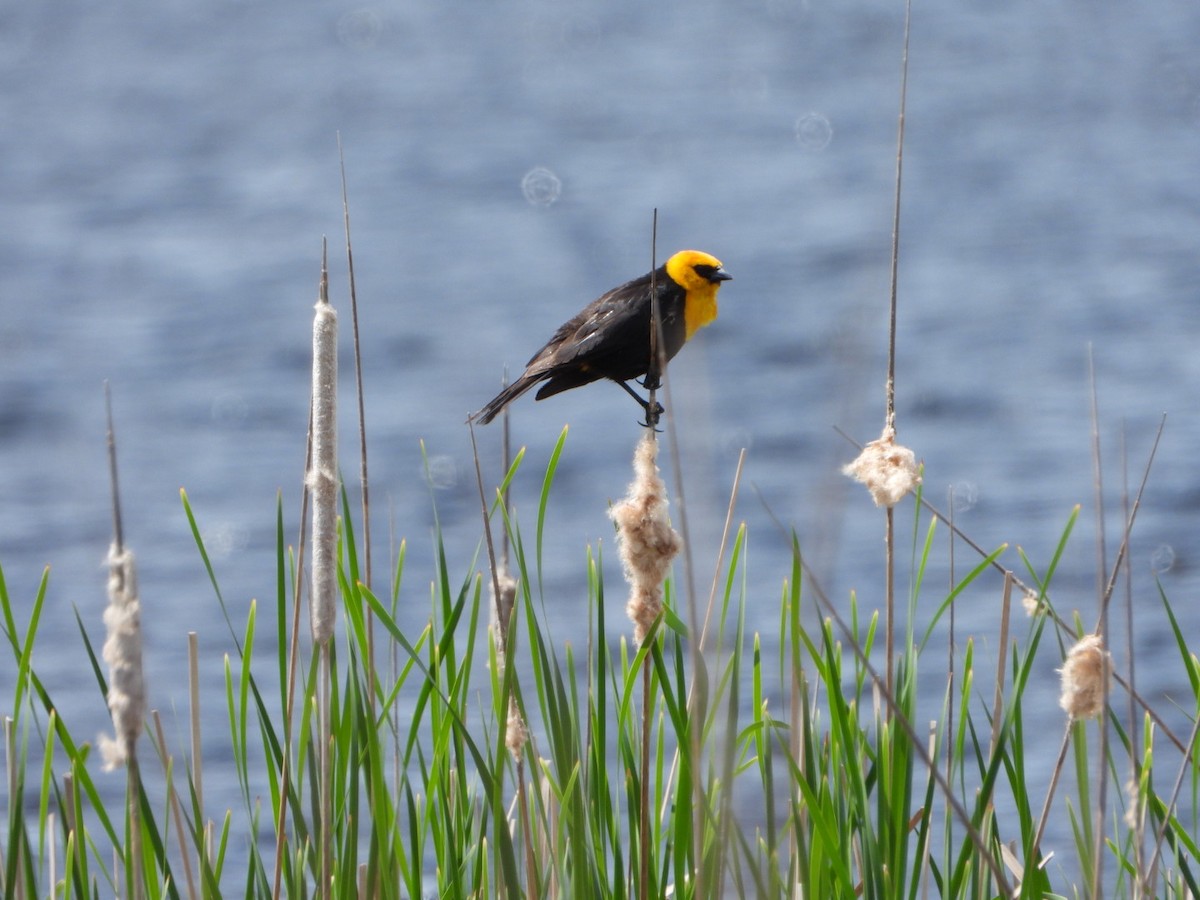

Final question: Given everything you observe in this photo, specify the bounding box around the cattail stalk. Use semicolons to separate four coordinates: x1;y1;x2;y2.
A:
308;248;338;900
100;385;145;775
100;542;146;900
612;430;681;900
99;385;147;900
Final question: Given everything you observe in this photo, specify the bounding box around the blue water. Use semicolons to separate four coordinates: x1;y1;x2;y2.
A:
2;0;1199;882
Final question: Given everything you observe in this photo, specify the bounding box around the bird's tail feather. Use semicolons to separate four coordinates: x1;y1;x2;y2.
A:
469;374;541;425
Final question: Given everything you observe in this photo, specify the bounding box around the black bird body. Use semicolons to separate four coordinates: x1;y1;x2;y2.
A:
471;250;731;424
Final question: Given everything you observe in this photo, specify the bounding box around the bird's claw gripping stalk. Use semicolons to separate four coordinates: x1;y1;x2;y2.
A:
616;380;664;429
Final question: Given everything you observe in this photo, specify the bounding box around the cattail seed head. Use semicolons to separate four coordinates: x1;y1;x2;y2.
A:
506;700;530;757
310;295;338;644
100;544;146;770
489;570;519;660
487;569;527;756
1021;589;1042;617
843;425;921;508
611;433;682;644
1058;633;1111;721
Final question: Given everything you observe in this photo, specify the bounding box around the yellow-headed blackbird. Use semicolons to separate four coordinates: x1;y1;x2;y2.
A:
471;249;732;424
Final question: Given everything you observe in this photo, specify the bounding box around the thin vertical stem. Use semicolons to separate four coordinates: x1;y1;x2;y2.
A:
640;660;652;900
46;811;55;900
127;755;144;900
187;632;204;875
886;0;912;430
945;487;956;855
517;753;534;900
501;368;512;568
883;0;912;702
885;507;894;698
989;574;1013;760
338;135;376;715
1030;721;1074;869
1088;345;1108;609
104;382;124;553
319;648;332;900
642;209;660;900
1094;414;1165;632
5;718;21;898
1120;428;1145;893
646;208;662;429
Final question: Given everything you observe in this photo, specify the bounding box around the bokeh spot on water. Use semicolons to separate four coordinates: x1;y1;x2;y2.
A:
794;112;833;152
336;9;385;49
425;455;459;490
200;523;248;560
1150;544;1175;574
950;481;979;514
521;166;562;207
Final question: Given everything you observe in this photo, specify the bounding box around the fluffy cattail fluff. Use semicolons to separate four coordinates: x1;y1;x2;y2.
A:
488;570;528;756
1021;589;1043;617
611;432;682;644
489;570;519;659
99;544;146;770
506;699;530;758
309;293;338;644
1123;774;1142;830
843;425;921;508
1058;633;1111;721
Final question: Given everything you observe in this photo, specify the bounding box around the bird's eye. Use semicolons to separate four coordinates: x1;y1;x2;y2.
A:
694;264;716;280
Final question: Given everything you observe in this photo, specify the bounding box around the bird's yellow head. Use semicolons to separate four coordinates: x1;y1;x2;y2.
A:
665;250;731;339
665;250;732;291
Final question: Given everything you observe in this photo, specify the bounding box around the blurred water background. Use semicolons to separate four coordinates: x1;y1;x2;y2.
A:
2;0;1199;881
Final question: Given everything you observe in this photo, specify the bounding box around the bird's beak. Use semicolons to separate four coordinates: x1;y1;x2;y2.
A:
712;267;732;282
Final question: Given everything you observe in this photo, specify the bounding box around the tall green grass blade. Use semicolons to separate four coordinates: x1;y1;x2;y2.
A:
536;425;569;591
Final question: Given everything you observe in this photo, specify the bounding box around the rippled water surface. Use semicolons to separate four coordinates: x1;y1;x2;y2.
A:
2;0;1199;873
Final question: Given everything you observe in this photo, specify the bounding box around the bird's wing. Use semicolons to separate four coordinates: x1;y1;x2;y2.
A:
525;272;684;373
556;295;646;359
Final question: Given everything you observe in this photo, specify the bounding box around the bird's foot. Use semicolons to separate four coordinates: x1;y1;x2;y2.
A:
638;374;662;392
638;399;664;431
616;380;664;428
